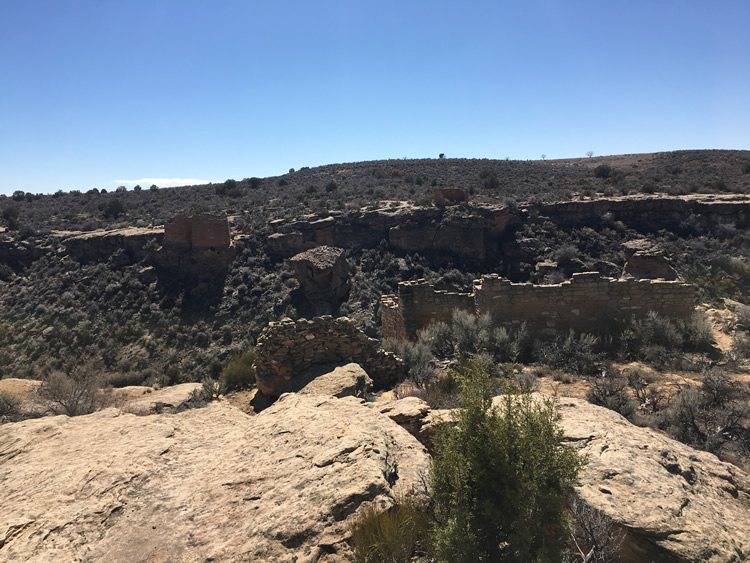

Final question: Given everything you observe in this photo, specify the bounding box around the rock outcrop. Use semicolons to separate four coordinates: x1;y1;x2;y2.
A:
433;188;468;207
63;227;163;263
622;239;678;280
532;193;750;231
555;396;750;562
278;362;372;399
369;397;431;438
0;395;430;562
119;382;202;415
0;234;56;270
289;246;351;313
267;202;518;261
254;316;406;397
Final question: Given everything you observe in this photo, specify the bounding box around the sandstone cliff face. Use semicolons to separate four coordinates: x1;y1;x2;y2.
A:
63;227;163;263
267;202;518;261
533;193;750;231
0;395;430;562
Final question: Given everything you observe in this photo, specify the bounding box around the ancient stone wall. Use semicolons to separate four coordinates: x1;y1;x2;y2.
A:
191;214;231;250
164;214;231;251
156;214;235;277
255;316;407;397
388;281;475;339
164;215;192;249
382;272;697;339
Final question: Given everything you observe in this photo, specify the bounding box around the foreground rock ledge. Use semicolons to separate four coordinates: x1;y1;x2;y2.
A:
414;395;750;562
0;395;430;562
556;397;750;562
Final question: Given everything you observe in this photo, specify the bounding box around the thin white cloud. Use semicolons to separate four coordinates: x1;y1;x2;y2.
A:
114;178;210;188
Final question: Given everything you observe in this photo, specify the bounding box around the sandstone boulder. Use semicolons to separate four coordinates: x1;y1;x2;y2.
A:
560;396;749;561
278;362;372;399
622;239;678;280
289;246;351;312
433;188;468;207
368;396;431;437
0;395;430;562
120;382;202;415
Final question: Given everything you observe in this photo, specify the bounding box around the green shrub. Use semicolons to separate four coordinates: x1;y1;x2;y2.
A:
350;496;429;562
554;244;579;265
101;199;126;219
2;206;19;230
430;358;583;562
536;330;601;377
192;377;224;402
384;338;435;385
417;312;529;364
0;391;21;422
37;359;105;416
514;369;539;392
451;309;478;357
417;321;453;358
618;311;714;363
624;367;665;413
586;368;636;419
594;165;612;179
659;369;750;455
220;350;256;391
479;168;500;190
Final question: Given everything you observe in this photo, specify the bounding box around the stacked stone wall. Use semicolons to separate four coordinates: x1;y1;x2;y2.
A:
383;272;696;339
380;295;406;341
395;281;475;338
164;214;231;251
255;316;406;397
164;215;192;248
191;214;231;250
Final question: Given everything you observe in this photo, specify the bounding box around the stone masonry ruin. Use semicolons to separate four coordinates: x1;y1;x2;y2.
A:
381;272;697;340
255;316;406;398
156;214;235;278
164;214;231;251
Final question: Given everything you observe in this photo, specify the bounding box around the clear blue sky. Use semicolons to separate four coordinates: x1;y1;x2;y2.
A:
2;1;749;195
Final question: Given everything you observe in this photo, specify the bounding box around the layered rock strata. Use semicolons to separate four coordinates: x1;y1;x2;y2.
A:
0;395;430;562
